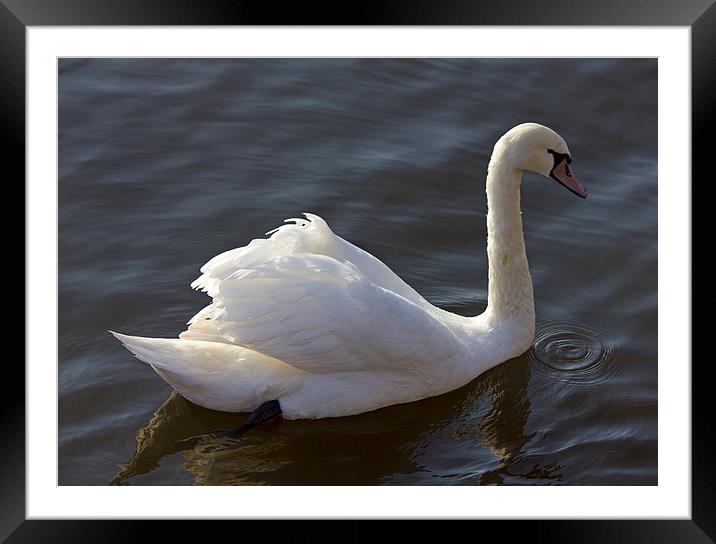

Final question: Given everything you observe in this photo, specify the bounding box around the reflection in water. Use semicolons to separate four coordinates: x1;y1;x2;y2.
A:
110;392;244;485
111;353;563;485
477;356;562;485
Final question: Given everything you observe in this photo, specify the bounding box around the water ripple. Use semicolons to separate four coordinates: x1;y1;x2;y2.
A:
528;321;622;387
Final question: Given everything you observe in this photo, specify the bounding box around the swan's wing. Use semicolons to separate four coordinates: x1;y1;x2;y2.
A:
190;213;427;308
181;252;463;374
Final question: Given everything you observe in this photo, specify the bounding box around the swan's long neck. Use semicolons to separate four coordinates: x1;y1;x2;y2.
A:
484;144;535;334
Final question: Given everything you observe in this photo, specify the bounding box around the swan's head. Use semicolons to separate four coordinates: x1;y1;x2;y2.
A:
498;122;587;198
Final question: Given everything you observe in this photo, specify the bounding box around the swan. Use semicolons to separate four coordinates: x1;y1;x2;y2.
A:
112;122;586;422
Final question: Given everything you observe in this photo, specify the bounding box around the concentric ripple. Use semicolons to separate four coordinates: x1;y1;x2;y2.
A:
528;320;621;387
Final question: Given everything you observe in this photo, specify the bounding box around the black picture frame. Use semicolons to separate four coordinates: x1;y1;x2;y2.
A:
5;0;706;541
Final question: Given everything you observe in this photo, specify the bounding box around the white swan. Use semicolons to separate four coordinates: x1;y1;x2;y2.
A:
112;123;586;420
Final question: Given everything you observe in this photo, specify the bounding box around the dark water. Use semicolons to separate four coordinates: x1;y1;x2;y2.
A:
59;58;657;486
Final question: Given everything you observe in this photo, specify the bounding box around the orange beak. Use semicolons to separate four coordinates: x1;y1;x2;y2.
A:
550;158;587;198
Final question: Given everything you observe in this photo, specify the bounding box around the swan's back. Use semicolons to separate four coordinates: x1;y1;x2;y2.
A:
114;214;479;418
190;213;428;309
181;214;465;373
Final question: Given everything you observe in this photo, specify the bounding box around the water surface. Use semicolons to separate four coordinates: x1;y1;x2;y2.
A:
59;58;657;485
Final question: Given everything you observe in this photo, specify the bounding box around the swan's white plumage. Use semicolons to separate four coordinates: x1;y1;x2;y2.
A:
112;123;582;419
110;332;306;413
181;221;460;373
113;213;482;418
189;213;426;307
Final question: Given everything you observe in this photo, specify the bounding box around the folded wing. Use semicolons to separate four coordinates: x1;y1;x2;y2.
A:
182;214;461;374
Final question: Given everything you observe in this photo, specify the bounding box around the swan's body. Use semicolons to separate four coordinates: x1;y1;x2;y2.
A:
113;123;586;420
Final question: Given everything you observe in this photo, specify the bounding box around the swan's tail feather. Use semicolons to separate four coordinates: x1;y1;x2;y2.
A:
109;331;179;370
108;331;306;413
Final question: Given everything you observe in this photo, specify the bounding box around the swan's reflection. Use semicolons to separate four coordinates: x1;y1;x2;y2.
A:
111;353;562;485
476;355;563;485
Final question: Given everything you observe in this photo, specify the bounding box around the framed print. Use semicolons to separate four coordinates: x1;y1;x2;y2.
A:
5;0;708;541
